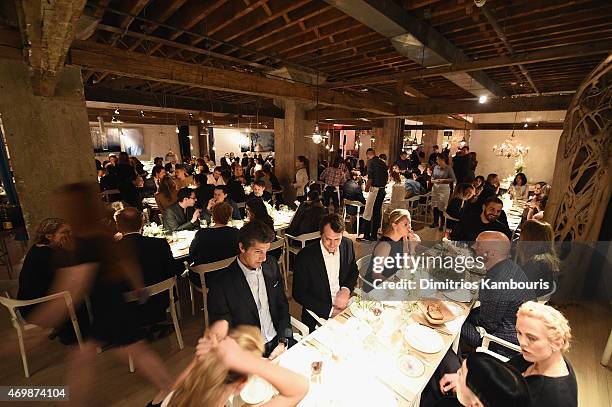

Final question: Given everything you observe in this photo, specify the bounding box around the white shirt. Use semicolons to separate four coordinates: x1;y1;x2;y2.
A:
320;241;341;313
237;258;277;343
207;174;226;186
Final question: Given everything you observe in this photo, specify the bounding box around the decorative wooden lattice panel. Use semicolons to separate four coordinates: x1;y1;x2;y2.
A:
545;55;612;241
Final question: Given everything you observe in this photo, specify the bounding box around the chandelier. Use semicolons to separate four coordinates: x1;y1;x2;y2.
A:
492;113;530;158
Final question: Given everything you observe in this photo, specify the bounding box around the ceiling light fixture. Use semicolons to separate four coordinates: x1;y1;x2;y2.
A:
478;95;488;104
114;108;120;114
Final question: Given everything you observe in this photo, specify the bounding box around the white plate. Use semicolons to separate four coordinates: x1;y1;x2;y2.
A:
443;289;472;303
444;301;464;317
398;354;425;377
403;324;444;354
349;300;383;321
240;375;275;405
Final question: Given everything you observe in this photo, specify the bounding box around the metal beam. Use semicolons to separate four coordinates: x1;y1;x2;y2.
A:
323;0;505;97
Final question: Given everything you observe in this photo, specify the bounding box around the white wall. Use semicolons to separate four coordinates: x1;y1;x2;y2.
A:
469;129;562;184
91;123;198;163
212;127;273;159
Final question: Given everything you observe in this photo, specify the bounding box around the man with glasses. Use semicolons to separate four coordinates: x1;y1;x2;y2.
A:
163;187;200;232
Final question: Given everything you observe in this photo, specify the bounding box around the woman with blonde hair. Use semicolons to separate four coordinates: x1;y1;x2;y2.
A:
516;219;560;297
164;322;308;407
364;209;420;289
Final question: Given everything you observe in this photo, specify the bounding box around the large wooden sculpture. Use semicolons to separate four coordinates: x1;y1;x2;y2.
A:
545;54;612;242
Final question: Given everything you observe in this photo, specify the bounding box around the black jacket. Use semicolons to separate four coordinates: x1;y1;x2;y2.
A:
451;211;511;242
292;237;359;332
342;180;366;215
163;203;198;231
208;258;292;340
286;202;325;237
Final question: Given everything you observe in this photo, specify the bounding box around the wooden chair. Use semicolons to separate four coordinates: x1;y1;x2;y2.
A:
187;256;236;327
269;237;289;292
0;291;84;377
343;200;365;236
284;231;320;271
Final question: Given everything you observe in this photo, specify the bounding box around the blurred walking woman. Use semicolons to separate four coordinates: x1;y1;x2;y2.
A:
430;154;456;231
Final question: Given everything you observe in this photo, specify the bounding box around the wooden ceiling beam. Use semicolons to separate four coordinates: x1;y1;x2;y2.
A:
14;0;86;96
327;41;612;89
69;41;396;115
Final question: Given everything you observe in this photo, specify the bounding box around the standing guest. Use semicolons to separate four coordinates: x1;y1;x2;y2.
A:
286;190;326;238
431;154;456;231
207;166;226;186
154;175;178;213
174;166;194;189
115;151;139;206
293;156;310;202
359;148;388;242
379;153;388;164
452;146;471;184
319;157;345;213
395;151;411;173
445;183;475;231
410;148;421;169
467;152;478;182
115;208;178;329
509;173;529;201
245;198;274;231
292;214;358;332
428;145;440;167
517;220;560;297
251;179;273;204
207;221;293;357
357;159;367;176
451;196;511;242
204;185;241;222
461;232;536;355
405;170;425;197
144;165;166;197
163;187;200;232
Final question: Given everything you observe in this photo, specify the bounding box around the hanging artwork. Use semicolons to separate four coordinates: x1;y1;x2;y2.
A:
90;127;144;156
240;130;275;152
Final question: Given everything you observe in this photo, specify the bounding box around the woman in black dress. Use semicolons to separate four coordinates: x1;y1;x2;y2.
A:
516;220;559;297
445;183;475;232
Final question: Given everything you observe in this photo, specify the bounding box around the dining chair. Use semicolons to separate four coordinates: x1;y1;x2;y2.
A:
0;291;84;377
414;192;433;224
442;211;459;235
290;316;309;342
343;200;365;236
187;256;236;327
355;254;372;292
305;309;328;331
536;281;557;304
475;328;521;363
269;237;288;292
284;231;320;271
271;189;283;205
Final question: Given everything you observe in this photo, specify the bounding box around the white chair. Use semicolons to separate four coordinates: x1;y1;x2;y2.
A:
602;328;612;366
269;237;288;292
475;327;521;363
305;308;328;330
537;281;557;304
0;291;84;377
355;255;373;292
284;231;320;271
290;316;309;342
442;210;459;234
188;256;236;327
414;192;432;224
124;277;184;373
343;200;365;236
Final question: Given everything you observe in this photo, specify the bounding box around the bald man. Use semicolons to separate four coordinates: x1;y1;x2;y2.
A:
460;231;536;356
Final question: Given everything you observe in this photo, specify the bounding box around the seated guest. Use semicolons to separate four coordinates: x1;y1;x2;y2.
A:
468;173;500;212
445;183;475;231
207;220;294;357
246;197;274;230
461;232;536;355
286;190;326;239
364;209;420;290
17;218;89;344
144;165;166;197
207;166;226;186
342;172;366;215
264;165;282;191
223;169;247;203
203;185;241;221
174;166;194;189
433;352;531;407
231;162;247;185
99;163;119;192
188;202;240;287
451;196;511;242
404;170;425;197
292;214;358;332
517;220;559;297
417;167;431;192
251;179;273;204
155;175;178;213
115;208;178;328
472;175;484;190
509;172;529;200
163;187;200;232
192;173;214;209
527;194;548;221
165;323;308;406
395;151;411;173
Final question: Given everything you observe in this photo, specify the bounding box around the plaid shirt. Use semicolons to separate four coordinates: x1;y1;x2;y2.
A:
320;167;346;187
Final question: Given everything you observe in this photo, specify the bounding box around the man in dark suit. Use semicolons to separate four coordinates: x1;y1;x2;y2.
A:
251;179;273;204
144;165;166;197
292;214;358;332
207;220;293;358
163;187;201;232
115;207;179;330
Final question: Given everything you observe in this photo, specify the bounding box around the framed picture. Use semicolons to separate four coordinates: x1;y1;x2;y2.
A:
91;127;144;156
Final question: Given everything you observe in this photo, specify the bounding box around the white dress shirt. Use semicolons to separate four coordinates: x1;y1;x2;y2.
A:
207;174;226;186
237;258;277;343
320;241;341;315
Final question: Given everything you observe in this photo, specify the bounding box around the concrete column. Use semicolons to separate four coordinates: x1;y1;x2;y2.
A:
373;118;403;164
0;60;96;237
273;99;317;203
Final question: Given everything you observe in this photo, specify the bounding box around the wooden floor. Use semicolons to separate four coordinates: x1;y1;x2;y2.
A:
0;223;610;406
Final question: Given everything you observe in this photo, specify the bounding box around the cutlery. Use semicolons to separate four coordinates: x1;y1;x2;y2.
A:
417;322;452;336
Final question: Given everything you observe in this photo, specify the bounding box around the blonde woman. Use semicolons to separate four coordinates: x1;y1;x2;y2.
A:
164;322;308;407
517;220;560;297
437;302;576;407
364;209;420;289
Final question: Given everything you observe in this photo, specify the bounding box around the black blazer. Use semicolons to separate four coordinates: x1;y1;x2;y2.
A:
292;237;359;332
208;257;292;340
163;203;198;231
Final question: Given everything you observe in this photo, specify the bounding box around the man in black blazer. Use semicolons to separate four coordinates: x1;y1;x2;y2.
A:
143;165;166;197
163;187;201;232
207;220;293;358
292;213;359;332
115;207;179;328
